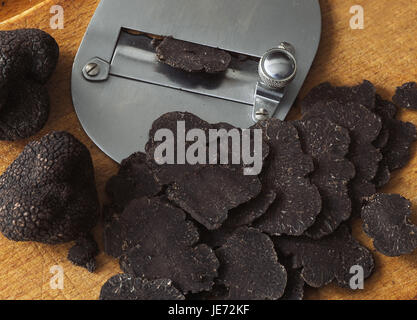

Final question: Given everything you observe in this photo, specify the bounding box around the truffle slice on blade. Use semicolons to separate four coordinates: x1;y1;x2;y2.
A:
0;131;100;271
362;193;417;257
393;82;417;110
117;197;219;294
156;37;231;73
99;274;185;300
275;225;374;288
215;227;287;300
293;119;355;239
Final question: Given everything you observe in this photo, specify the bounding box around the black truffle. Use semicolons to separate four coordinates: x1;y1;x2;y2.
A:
115;197;219;294
253;119;322;236
374;96;417;172
215;227;287;300
372;95;417;187
105;152;162;212
146;112;262;230
0;131;100;271
393;82;417;110
362;193;417;257
156;37;231;73
275;225;374;288
279;256;305;301
166;165;261;230
67;234;99;272
301;80;376;113
293;119;355;239
99;274;185;300
0;29;59;140
302;96;382;212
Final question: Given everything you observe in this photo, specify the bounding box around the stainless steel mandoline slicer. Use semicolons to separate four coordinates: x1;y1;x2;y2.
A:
71;0;322;163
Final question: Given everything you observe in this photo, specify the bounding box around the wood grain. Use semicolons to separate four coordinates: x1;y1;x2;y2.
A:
0;0;416;300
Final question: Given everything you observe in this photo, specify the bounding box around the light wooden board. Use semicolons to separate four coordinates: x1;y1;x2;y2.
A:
0;0;416;300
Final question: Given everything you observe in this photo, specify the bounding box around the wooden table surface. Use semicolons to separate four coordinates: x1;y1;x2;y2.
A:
0;0;416;300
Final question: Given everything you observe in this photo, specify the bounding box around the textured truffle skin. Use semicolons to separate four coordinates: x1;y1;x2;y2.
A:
67;235;99;273
0;132;99;257
156;37;231;73
99;274;185;300
362;193;417;257
393;82;417;110
0;29;59;140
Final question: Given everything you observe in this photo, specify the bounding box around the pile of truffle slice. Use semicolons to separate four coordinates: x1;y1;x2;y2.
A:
100;81;417;300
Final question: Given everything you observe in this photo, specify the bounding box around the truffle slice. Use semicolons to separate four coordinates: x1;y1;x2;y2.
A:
167;165;261;230
0;29;59;140
361;193;417;257
302;99;382;212
145;111;211;185
99;274;185;300
382;120;416;171
372;95;413;187
275;225;374;288
215;228;287;300
67;235;99;273
225;189;277;228
393;82;417;110
372;95;397;155
301;80;376;113
0;131;100;271
293;119;355;239
146;112;262;230
156;37;231;73
279;256;304;301
117;197;219;294
373;162;391;189
105;152;161;211
253;119;322;236
375;96;417;172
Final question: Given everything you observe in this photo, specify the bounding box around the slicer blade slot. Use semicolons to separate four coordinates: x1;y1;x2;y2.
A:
109;29;260;105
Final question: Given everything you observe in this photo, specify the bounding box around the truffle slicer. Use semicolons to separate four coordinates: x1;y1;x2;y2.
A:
72;0;322;163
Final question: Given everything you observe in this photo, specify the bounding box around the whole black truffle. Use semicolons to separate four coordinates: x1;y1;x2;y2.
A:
0;29;59;140
0;131;100;271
